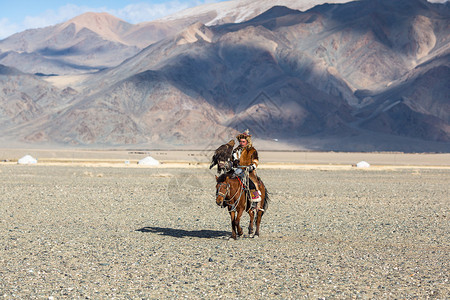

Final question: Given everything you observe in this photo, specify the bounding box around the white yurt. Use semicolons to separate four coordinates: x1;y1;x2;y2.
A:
356;161;370;168
17;155;38;164
138;156;160;165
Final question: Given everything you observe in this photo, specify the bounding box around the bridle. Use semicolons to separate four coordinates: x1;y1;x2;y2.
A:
216;179;245;212
216;182;230;201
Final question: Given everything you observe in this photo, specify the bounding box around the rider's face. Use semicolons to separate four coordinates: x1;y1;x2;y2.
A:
239;139;248;146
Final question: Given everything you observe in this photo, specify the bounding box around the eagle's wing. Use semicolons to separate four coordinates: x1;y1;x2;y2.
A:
210;143;232;170
225;144;233;158
209;152;218;169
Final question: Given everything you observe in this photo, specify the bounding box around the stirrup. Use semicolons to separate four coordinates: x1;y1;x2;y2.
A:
257;201;264;211
251;201;264;212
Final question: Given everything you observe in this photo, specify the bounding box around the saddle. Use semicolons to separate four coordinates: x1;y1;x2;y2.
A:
232;171;262;204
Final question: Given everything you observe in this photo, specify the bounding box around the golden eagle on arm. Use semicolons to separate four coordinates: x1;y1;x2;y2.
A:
210;139;235;173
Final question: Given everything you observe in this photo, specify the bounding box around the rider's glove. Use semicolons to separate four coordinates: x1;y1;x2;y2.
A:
248;164;256;172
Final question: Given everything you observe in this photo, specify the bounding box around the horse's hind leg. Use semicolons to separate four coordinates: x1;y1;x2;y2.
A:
248;209;255;236
255;210;263;237
254;189;266;237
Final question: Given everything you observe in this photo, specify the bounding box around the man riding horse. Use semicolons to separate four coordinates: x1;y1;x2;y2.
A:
214;129;269;238
232;129;264;211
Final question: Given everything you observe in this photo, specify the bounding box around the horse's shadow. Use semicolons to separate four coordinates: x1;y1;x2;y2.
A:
136;226;230;239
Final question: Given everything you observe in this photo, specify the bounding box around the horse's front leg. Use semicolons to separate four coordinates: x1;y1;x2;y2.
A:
248;209;255;236
229;211;237;240
235;208;244;237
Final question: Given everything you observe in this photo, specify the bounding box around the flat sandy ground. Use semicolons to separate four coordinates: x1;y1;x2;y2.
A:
0;163;448;298
1;148;450;167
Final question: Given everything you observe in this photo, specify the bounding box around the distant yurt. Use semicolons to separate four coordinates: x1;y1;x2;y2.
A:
138;156;160;165
17;155;37;164
356;161;370;168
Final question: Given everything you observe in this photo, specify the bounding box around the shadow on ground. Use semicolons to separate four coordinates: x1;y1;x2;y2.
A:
136;227;230;239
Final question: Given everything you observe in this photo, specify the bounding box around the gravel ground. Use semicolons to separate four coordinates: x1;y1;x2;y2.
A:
0;165;448;299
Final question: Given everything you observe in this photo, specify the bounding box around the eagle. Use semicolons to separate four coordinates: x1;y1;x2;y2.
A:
209;139;235;173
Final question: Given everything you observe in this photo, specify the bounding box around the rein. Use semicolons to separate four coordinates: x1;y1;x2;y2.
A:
217;178;245;212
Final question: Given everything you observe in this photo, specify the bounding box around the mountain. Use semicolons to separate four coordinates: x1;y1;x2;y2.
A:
0;0;449;151
0;1;353;76
0;64;77;143
0;12;209;75
0;13;139;75
357;55;450;142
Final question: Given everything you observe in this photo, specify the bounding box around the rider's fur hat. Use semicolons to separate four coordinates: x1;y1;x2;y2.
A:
236;129;252;146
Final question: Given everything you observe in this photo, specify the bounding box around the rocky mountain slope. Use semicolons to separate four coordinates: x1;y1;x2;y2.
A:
0;0;449;151
0;0;353;76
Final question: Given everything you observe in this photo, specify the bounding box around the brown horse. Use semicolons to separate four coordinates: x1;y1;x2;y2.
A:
215;172;268;239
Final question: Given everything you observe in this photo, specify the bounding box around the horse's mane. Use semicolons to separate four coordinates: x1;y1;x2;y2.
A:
216;171;235;183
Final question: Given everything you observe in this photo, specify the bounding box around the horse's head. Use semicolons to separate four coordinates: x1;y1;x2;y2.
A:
215;175;229;207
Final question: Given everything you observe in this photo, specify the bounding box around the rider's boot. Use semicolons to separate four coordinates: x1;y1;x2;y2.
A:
250;189;263;211
256;191;264;212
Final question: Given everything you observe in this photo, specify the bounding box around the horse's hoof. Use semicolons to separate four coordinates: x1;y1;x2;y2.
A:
253;235;259;239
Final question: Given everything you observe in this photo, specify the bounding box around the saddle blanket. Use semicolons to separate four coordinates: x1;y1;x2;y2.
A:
250;190;261;202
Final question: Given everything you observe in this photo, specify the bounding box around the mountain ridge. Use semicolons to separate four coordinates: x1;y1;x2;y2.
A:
0;0;449;151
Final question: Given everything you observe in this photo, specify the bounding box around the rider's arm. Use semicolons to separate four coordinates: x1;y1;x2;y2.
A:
249;149;259;171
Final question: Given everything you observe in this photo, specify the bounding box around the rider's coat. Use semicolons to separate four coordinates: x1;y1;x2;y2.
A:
232;130;263;206
232;145;259;169
232;139;260;194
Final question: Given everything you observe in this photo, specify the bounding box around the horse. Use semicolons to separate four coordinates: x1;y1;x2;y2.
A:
215;172;269;239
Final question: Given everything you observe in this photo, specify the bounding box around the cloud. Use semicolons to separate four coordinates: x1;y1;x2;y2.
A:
0;18;20;39
0;1;218;39
112;0;221;23
113;1;193;24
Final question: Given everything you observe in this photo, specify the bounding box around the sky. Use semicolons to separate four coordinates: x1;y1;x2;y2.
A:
0;0;448;40
0;0;226;39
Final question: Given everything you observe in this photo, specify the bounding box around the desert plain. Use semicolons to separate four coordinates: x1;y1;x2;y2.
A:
0;149;449;298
